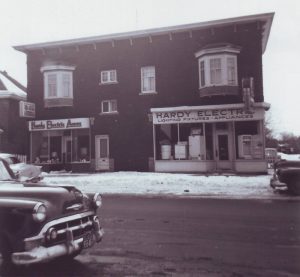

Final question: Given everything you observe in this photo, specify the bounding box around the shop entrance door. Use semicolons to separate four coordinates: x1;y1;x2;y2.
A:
215;123;232;171
95;135;110;171
217;135;229;160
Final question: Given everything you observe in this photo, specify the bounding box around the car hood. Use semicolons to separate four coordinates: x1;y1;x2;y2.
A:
0;181;92;220
10;163;42;180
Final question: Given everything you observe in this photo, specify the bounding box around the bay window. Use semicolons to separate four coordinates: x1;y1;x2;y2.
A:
41;65;75;107
195;44;241;92
198;54;238;88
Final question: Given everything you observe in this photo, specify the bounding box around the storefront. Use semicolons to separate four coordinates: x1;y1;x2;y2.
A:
151;103;269;173
29;118;92;172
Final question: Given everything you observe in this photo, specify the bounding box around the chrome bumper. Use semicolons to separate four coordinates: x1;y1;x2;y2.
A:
270;177;287;190
12;219;104;265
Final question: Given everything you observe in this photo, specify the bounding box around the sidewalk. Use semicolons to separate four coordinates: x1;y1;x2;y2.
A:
41;171;291;199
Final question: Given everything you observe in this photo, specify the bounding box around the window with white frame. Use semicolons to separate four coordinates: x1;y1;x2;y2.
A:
198;55;238;88
41;65;75;100
101;99;118;114
195;45;240;89
141;66;156;93
100;70;117;84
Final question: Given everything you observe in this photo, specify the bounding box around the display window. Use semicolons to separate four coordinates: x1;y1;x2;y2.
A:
154;120;264;162
31;129;90;164
234;121;264;159
155;123;206;160
71;129;90;162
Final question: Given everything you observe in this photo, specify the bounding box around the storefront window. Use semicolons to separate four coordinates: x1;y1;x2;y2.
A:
49;132;62;163
31;129;90;164
72;129;90;162
32;131;49;163
156;123;206;160
234;121;263;159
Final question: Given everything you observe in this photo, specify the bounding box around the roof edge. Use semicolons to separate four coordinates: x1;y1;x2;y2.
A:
14;12;274;54
0;91;27;101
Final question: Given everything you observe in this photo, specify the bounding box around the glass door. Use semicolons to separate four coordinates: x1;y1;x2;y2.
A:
95;135;110;170
217;134;229;161
214;122;232;170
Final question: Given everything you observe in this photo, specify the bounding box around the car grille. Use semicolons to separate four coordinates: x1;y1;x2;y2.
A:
45;215;94;247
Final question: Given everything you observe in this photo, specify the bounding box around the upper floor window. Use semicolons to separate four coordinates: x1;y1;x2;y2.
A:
141;66;156;94
195;44;240;89
101;99;118;114
41;65;75;108
100;70;117;84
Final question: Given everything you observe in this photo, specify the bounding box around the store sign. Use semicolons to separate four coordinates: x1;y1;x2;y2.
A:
29;118;90;131
19;101;36;118
152;108;264;124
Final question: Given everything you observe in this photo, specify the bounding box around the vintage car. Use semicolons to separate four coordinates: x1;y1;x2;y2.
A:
270;160;300;195
0;153;42;181
0;157;104;268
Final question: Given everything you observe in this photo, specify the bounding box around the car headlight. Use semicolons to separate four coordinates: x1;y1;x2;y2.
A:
93;193;102;209
32;203;47;222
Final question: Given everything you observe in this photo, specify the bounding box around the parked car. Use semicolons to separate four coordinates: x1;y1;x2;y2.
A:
0;157;104;268
270;160;300;195
0;153;42;181
265;148;280;168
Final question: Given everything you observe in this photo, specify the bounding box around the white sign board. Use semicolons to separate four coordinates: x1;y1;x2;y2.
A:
153;108;265;124
29;118;90;131
19;101;36;118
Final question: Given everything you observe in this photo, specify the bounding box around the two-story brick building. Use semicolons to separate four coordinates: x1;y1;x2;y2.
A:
0;71;28;155
14;13;274;173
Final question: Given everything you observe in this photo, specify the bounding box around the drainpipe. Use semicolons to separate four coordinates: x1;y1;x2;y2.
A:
0;128;3;151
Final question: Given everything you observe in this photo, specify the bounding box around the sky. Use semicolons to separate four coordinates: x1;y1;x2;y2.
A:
1;0;300;137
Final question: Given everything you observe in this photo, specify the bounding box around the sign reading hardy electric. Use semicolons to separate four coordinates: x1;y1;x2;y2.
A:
29;118;90;131
153;108;264;124
19;101;36;118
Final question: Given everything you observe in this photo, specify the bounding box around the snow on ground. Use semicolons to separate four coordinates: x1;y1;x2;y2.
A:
278;152;300;161
42;171;279;199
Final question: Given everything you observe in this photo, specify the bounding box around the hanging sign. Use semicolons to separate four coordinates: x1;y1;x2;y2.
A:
19;101;36;118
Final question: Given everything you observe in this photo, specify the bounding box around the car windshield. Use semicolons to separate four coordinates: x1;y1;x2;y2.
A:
0;160;14;180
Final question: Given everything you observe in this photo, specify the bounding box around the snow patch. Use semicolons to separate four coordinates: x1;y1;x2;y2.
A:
43;171;276;199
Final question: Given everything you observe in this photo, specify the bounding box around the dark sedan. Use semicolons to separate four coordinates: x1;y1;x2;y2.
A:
0;157;104;268
270;160;300;195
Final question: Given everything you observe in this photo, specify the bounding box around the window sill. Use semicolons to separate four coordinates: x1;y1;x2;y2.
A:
199;85;239;97
44;97;73;108
99;111;119;116
139;91;158;95
99;81;119;86
199;84;238;89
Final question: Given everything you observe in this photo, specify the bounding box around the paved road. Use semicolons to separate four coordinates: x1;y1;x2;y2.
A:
6;196;300;277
